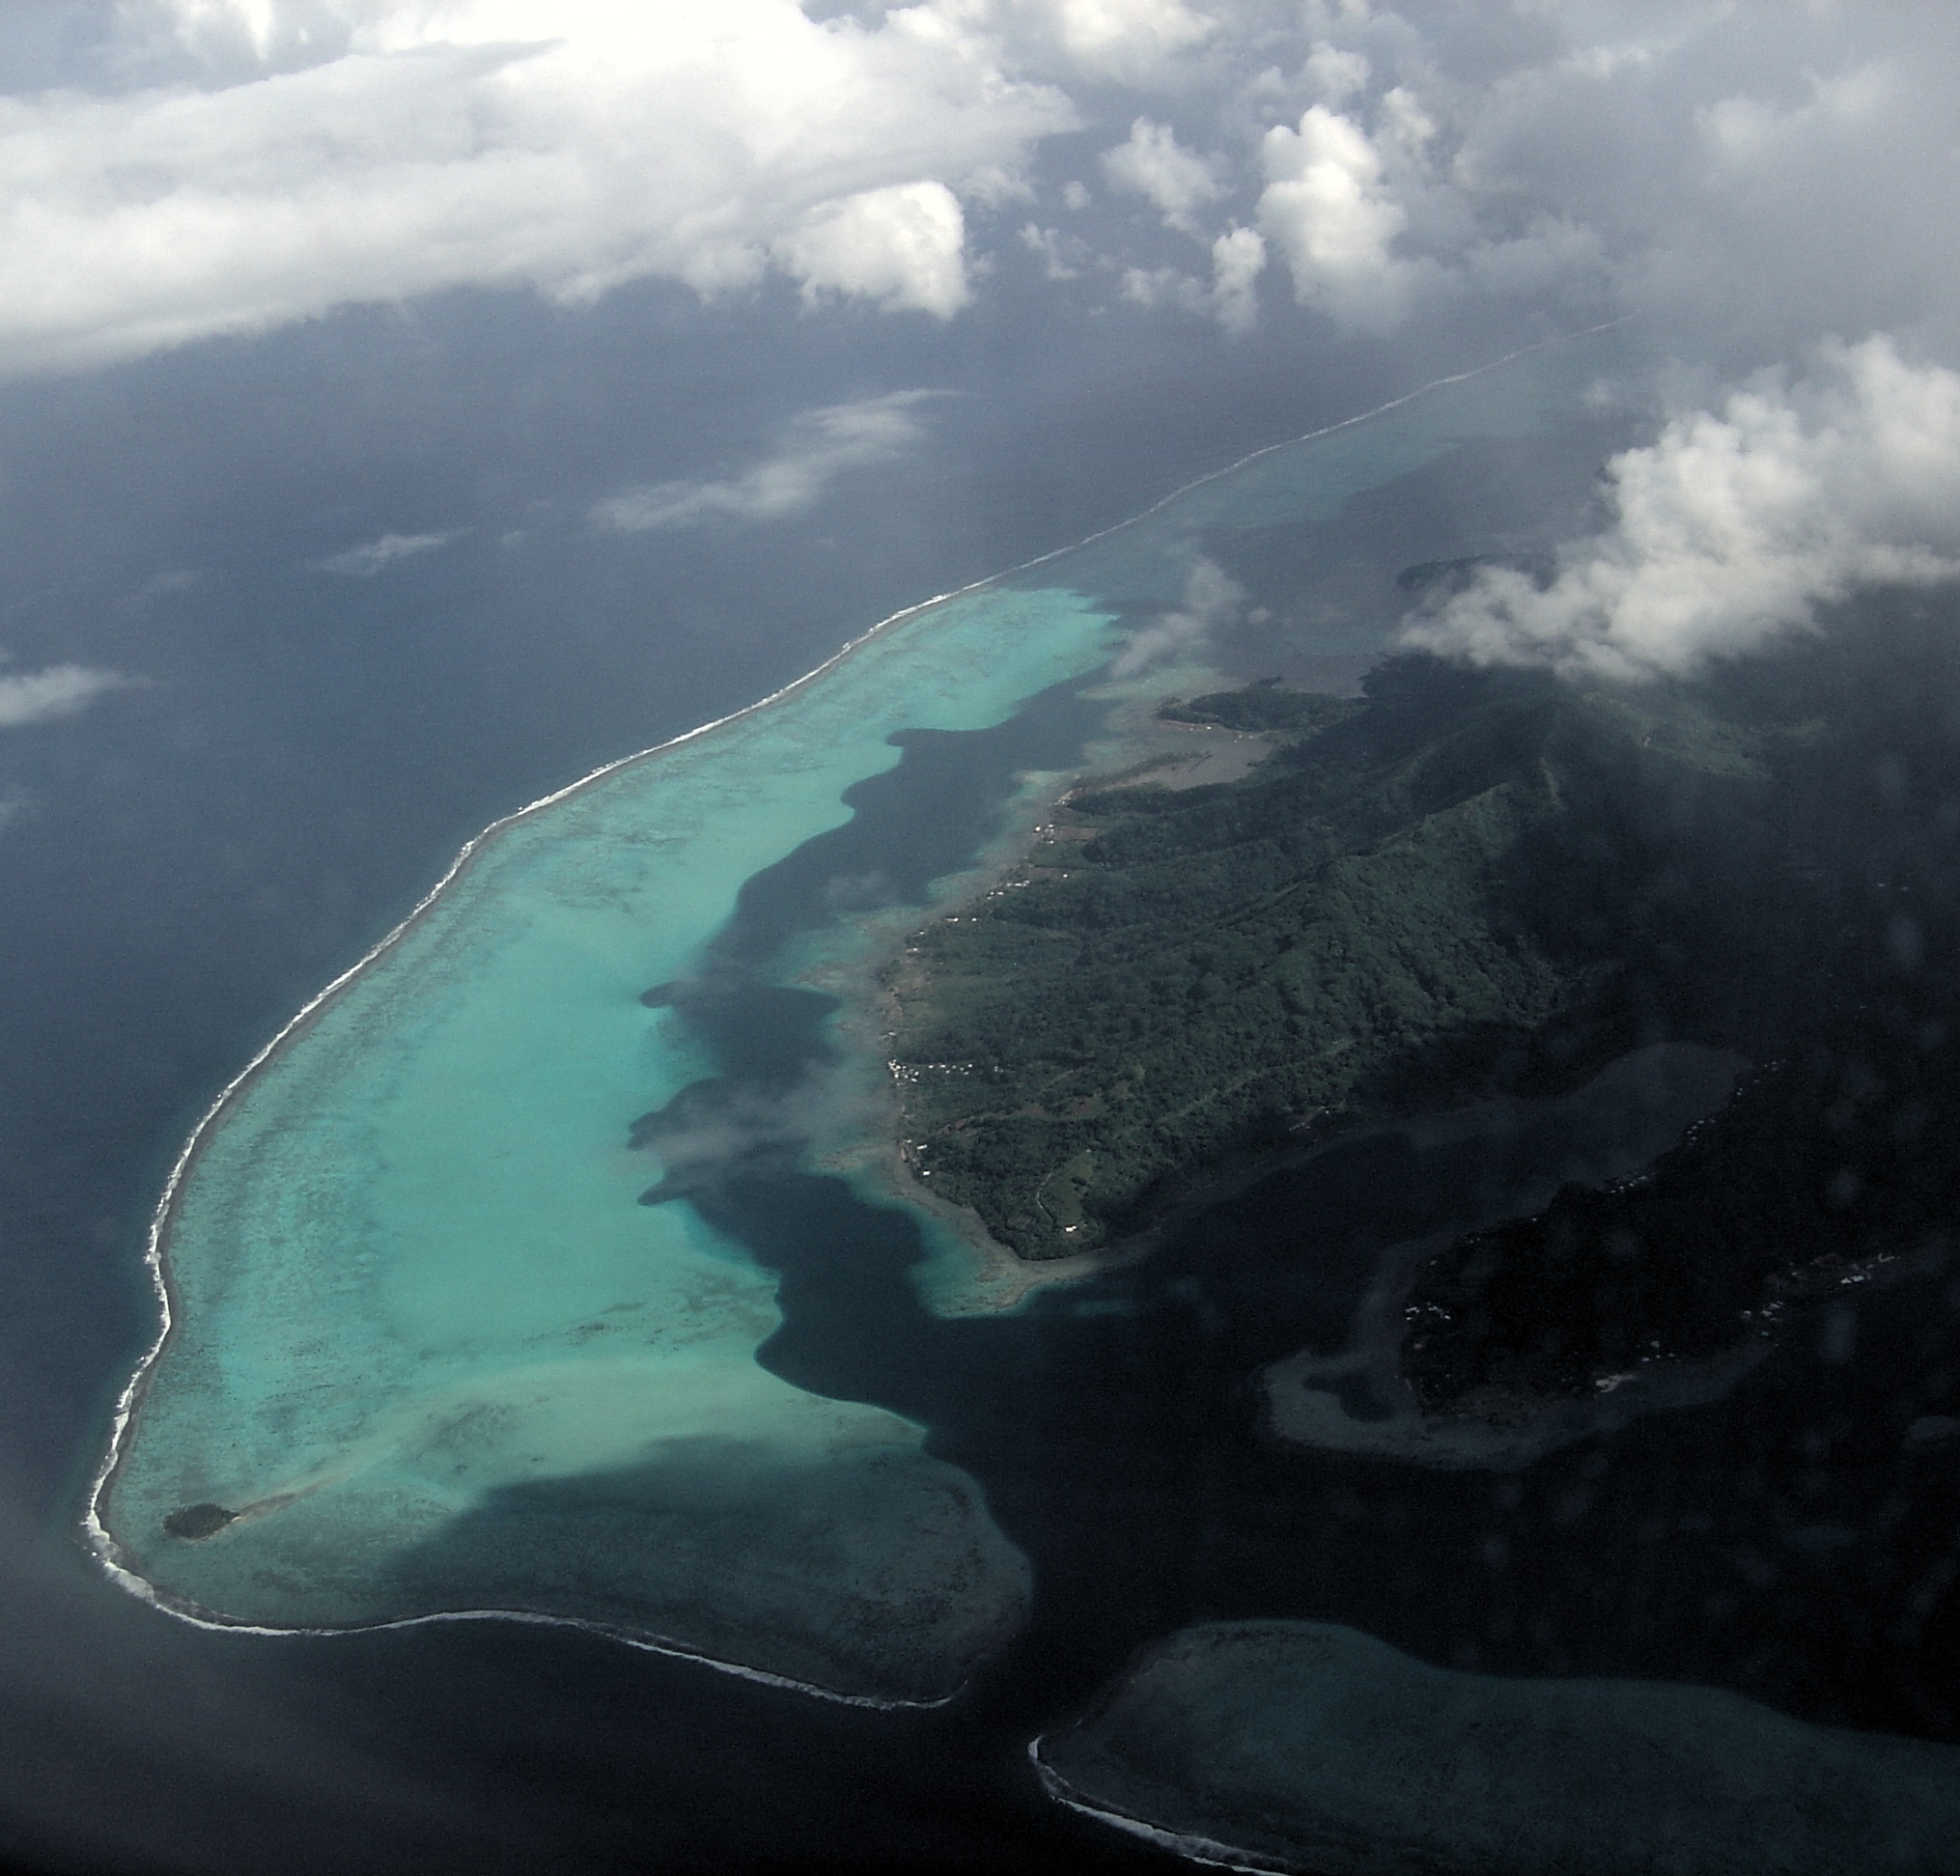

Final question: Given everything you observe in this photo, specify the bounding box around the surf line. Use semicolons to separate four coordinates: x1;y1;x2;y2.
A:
1026;1739;1291;1875
83;317;1631;1676
92;1559;963;1711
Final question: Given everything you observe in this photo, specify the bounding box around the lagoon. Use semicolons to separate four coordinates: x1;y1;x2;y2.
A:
92;328;1641;1706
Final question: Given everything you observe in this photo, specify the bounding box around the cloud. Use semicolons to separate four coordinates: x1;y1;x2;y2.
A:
1414;7;1960;358
1256;104;1422;333
135;569;205;601
1111;554;1243;679
593;391;938;534
308;529;459;576
5;5;1958;376
1102;117;1220;235
773;182;969;319
1208;225;1265;336
1019;221;1089;280
992;0;1214;81
1402;337;1960;682
1107;7;1960;354
0;660;132;727
0;0;1078;375
1117;224;1264;334
1301;41;1370;108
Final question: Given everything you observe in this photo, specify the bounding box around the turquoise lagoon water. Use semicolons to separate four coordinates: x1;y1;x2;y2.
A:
91;330;1633;1704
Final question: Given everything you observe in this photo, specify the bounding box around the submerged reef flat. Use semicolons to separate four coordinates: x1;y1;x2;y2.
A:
91;578;1117;1703
1034;1621;1960;1874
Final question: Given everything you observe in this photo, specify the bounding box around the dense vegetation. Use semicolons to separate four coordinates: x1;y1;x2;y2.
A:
889;584;1960;1416
884;656;1791;1260
1155;678;1357;735
1403;597;1960;1411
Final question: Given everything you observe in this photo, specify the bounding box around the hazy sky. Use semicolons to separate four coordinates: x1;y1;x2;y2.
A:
0;1;1953;696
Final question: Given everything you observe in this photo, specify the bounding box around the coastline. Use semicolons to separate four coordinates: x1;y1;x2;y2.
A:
814;682;1302;1315
1026;1742;1287;1875
1027;1620;1960;1873
72;1579;968;1713
85;319;1633;1664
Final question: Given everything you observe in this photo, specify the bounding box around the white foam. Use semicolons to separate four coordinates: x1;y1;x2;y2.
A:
1027;1739;1294;1873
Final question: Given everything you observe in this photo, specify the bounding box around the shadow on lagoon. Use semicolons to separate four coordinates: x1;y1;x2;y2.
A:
386;667;1960;1811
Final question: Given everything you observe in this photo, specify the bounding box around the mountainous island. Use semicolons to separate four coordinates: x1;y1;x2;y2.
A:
885;582;1960;1422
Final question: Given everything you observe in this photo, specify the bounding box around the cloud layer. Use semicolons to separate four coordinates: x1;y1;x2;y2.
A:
3;5;1959;685
1403;338;1960;682
0;0;1078;373
0;4;1953;368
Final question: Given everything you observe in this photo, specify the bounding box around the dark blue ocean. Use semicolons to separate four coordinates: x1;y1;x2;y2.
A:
3;284;1955;1874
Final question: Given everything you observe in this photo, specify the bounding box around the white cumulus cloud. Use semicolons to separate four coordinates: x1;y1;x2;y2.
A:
1402;337;1960;681
1019;220;1089;280
773;182;970;319
1102;117;1220;235
1257;103;1422;333
1118;226;1264;334
1301;42;1370;108
593;391;938;533
999;0;1213;80
1207;224;1265;336
0;0;1077;375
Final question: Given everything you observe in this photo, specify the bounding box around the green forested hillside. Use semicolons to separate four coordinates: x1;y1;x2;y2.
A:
1402;599;1960;1410
889;590;1960;1413
884;658;1788;1259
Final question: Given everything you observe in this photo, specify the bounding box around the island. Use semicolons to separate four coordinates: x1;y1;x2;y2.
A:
1032;1620;1960;1875
86;328;1646;1701
885;585;1960;1439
